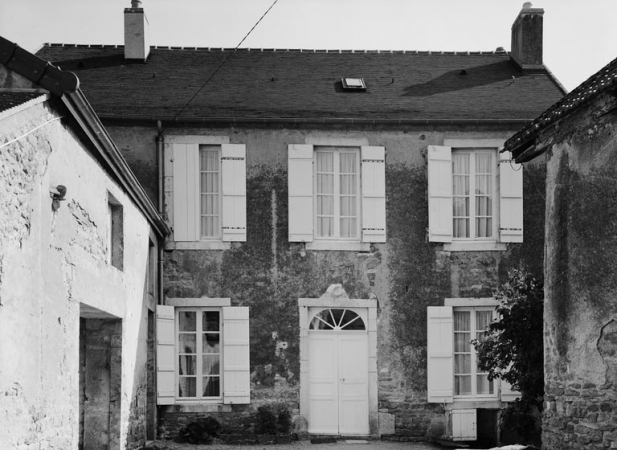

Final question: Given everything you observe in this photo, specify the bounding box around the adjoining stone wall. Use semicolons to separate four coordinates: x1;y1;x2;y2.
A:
539;91;617;450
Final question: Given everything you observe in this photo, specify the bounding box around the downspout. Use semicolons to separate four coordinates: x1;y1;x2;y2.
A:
156;120;165;305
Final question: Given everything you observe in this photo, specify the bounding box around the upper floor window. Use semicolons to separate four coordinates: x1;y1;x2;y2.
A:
452;150;496;240
315;147;360;240
288;144;386;251
427;142;523;251
166;136;246;249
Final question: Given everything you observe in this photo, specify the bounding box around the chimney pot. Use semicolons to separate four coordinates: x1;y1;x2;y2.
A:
523;2;533;9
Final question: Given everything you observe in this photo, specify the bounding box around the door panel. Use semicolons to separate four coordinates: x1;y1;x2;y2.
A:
308;334;338;433
338;334;369;435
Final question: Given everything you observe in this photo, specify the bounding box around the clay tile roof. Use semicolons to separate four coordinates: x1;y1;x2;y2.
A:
505;55;617;158
0;91;46;116
35;44;565;123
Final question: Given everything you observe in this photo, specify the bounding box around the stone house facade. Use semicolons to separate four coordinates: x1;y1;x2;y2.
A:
504;56;617;450
17;2;566;447
0;39;168;449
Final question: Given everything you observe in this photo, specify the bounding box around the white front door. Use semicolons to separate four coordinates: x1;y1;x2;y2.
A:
307;308;369;435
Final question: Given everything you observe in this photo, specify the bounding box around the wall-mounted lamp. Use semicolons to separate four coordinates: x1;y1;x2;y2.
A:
50;185;67;211
300;242;306;257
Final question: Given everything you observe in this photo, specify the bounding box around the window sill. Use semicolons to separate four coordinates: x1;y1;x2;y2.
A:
443;241;507;252
166;241;232;251
306;241;371;252
445;399;503;410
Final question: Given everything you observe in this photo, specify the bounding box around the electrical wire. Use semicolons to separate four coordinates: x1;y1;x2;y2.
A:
172;0;280;121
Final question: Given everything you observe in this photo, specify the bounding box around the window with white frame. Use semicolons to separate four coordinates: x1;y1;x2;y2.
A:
167;137;246;247
156;303;250;405
428;143;523;250
427;303;520;404
177;308;222;399
453;307;495;397
288;144;386;250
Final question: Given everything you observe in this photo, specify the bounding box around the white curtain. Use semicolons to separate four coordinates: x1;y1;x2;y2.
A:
339;152;357;238
200;146;220;237
452;153;470;238
475;153;493;238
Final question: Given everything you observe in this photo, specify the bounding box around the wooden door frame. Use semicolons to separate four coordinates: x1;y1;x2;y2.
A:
298;288;378;436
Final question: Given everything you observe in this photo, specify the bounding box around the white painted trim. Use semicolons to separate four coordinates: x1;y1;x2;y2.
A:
165;241;231;250
444;241;507;252
166;297;231;307
165;135;230;144
444;138;505;148
306;136;369;146
307;241;370;252
445;298;498;307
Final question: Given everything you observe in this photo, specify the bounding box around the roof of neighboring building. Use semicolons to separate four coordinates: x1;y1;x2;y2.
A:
35;44;566;124
504;55;617;161
0;91;47;118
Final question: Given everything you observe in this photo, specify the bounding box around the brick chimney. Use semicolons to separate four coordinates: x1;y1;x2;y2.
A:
511;2;544;72
124;0;150;60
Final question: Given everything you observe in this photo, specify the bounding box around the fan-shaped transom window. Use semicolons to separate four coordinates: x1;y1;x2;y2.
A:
309;308;366;331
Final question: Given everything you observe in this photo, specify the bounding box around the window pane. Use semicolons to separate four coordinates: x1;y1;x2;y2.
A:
476;310;492;331
340;310;365;330
179;334;196;353
202;355;220;375
477;374;494;395
454;354;471;374
179;311;196;332
178;355;196;375
203;311;220;331
454;311;470;331
200;146;220;238
203;376;220;397
178;377;196;397
455;375;472;396
454;332;471;352
203;333;220;353
316;151;334;173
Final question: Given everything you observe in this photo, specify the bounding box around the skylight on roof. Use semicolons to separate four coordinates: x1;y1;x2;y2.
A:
341;78;366;90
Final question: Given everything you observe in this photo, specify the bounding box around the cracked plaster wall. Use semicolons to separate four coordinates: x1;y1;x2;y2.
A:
540;90;617;450
0;95;154;449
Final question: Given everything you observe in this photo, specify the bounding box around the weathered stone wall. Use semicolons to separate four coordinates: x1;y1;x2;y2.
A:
0;92;156;449
539;91;617;450
106;122;545;440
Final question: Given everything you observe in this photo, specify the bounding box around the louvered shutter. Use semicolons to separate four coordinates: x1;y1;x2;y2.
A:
156;305;176;405
288;144;314;242
223;307;250;404
452;409;477;441
427;306;454;403
361;146;386;243
428;146;453;242
499;150;523;243
500;379;522;402
172;143;200;241
222;144;247;242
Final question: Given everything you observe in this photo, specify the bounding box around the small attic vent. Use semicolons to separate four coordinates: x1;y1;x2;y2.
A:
341;78;366;90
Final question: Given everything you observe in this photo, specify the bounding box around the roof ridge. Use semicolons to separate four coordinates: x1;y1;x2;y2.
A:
42;43;509;55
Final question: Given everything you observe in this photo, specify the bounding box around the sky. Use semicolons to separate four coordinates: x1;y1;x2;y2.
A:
1;0;616;92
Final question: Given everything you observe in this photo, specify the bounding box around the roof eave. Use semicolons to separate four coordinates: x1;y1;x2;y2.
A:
61;89;170;238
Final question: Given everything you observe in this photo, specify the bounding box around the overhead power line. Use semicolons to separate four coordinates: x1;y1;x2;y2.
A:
172;0;280;121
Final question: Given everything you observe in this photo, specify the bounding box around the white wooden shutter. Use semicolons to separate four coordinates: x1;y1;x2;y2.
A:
361;146;386;243
451;409;477;441
499;150;523;243
427;306;454;403
428;146;453;242
288;144;314;242
222;144;247;242
500;379;522;402
156;304;176;405
223;306;250;404
172;143;200;241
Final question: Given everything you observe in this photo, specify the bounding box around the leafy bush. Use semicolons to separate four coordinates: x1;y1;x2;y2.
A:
473;269;544;442
175;416;222;444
